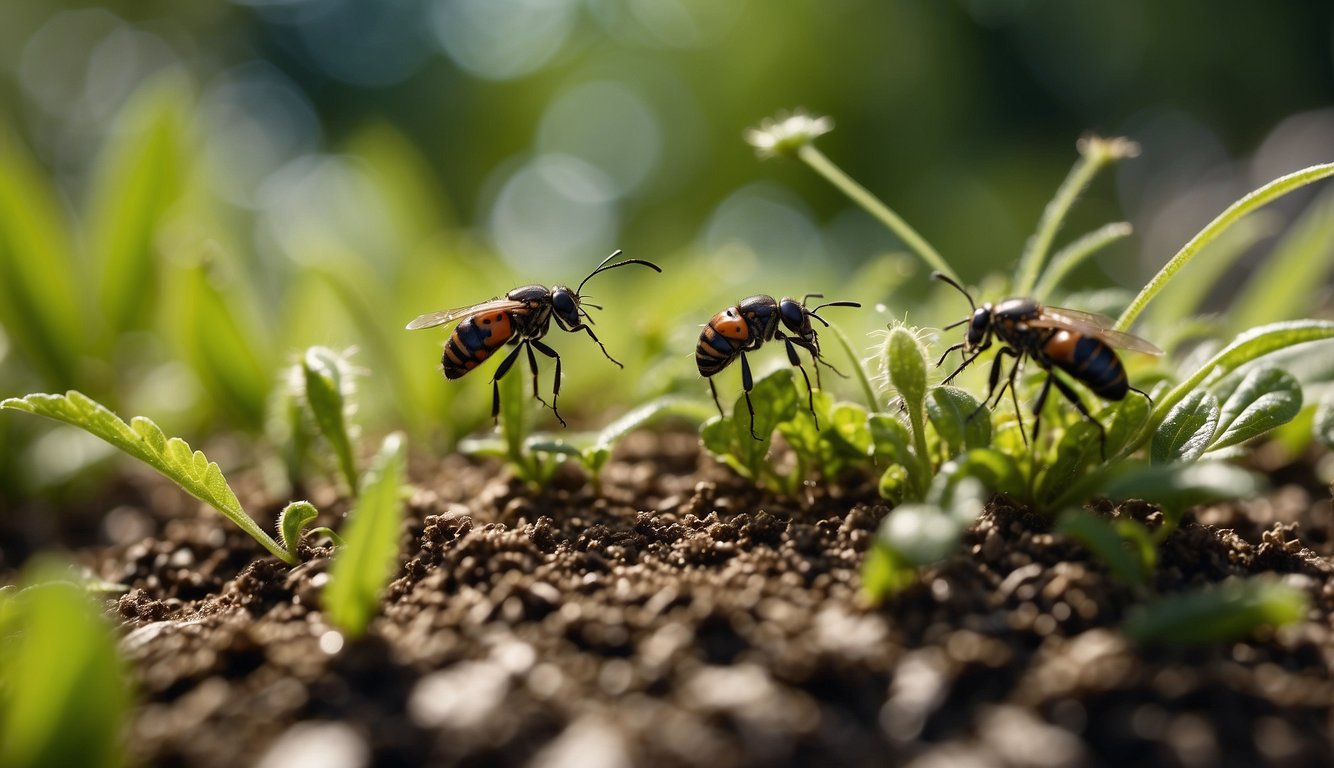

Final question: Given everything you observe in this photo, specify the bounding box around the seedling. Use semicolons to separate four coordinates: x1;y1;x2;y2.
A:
290;346;363;494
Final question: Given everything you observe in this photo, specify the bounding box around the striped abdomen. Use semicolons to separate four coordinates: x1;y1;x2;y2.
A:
696;306;751;377
442;310;514;379
1044;331;1128;400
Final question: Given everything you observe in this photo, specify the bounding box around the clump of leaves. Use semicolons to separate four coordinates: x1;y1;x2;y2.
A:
0;561;133;768
1;392;322;565
324;432;407;638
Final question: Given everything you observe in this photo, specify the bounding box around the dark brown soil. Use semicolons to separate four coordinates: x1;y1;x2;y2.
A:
11;432;1334;767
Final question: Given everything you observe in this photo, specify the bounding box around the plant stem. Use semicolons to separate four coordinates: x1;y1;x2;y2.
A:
1115;163;1334;333
828;323;879;410
1015;139;1131;296
796;144;957;283
1032;222;1133;299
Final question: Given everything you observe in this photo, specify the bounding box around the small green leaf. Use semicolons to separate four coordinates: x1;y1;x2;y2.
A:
1103;392;1150;458
744;368;799;441
1057;508;1149;589
776;389;831;466
861;543;918;603
1315;393;1334;449
870;413;925;501
927;386;990;458
302;347;360;494
278;501;320;560
2;392;294;564
325;432;408;638
949;448;1026;500
1124;577;1308;647
1037;421;1104;506
1102;461;1262;515
829;402;872;456
589;396;713;475
885;326;928;414
1152;389;1219;463
0;563;132;768
1208;366;1302;452
876;477;983;567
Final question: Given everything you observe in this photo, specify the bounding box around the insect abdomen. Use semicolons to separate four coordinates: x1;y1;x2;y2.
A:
1046;331;1128;400
441;311;514;379
696;307;748;377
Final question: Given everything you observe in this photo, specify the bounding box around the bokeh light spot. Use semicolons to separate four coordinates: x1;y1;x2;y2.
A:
431;0;579;80
538;80;662;197
487;154;619;272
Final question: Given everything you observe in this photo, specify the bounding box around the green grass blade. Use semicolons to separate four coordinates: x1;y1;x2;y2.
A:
324;432;408;638
1124;577;1307;647
0;392;293;564
1032;222;1133;300
587;396;713;475
1017;136;1139;296
827;323;879;411
1145;213;1276;328
0;565;132;768
301;347;360;495
88;74;189;334
1228;187;1334;333
0;128;84;386
1115;163;1334;332
1209;366;1302;452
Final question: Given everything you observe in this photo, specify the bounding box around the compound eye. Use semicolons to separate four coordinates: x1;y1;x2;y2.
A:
779;299;805;330
552;290;577;316
968;310;989;345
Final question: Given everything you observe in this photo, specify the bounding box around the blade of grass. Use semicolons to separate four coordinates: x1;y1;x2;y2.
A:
827;322;879;411
1147;212;1276;328
1017;136;1140;296
1228;187;1334;333
1115;163;1334;332
1032;222;1133;299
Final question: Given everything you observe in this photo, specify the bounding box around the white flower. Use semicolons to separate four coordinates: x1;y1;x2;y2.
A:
744;110;834;159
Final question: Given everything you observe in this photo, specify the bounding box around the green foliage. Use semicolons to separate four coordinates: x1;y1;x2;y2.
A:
325;432;408;638
0;563;132;768
1124;578;1308;647
299;347;362;494
700;369;799;489
1152;390;1220;463
864;476;987;600
1;392;305;565
1057;508;1152;592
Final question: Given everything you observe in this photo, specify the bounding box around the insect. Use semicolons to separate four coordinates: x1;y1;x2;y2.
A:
931;272;1161;454
406;250;662;426
697;294;860;439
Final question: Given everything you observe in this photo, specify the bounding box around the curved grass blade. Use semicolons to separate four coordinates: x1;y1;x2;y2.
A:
1032;221;1133;300
1228;187;1334;334
1116;163;1334;333
1;392;295;564
325;432;408;638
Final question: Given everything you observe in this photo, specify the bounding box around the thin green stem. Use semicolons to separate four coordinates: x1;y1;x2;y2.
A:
1032;222;1133;299
796;144;957;283
1015;138;1135;296
828;323;879;410
1115;163;1334;333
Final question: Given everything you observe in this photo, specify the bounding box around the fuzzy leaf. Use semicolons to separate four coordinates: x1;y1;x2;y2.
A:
1152;390;1219;464
927;386;990;458
278;501;320;559
1124;578;1308;647
0;570;132;768
302;347;359;494
1208;366;1302;452
1057;508;1149;589
1;392;294;564
886;327;928;416
325;432;408;638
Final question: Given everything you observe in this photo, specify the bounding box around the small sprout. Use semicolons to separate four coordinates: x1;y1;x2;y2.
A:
1;391;307;565
1057;508;1152;591
864;476;987;602
324;432;408;639
744;109;833;159
298;346;363;495
1124;577;1308;647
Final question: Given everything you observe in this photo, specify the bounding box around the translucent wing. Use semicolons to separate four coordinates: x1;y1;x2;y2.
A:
1030;306;1163;355
405;299;525;330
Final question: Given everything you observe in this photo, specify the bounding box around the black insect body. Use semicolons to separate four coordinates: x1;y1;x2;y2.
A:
932;272;1161;454
697;294;860;439
406;251;662;425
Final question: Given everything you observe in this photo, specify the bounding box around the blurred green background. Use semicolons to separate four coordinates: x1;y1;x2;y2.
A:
1;1;1332;525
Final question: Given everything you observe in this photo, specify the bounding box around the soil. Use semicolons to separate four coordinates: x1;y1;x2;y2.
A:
7;431;1334;767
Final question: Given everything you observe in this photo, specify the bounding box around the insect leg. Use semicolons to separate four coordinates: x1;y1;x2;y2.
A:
565;322;623;368
941;339;991;386
529;339;565;427
935;342;966;368
1048;373;1105;458
708;378;725;418
490;343;527;423
1130;385;1154;409
740;351;759;440
784;338;819;429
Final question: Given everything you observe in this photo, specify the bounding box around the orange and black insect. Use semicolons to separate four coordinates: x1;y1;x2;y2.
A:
406;251;661;425
697;294;860;439
932;272;1161;454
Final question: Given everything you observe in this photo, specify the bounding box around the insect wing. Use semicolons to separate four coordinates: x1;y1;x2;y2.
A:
405;299;526;330
1031;307;1163;355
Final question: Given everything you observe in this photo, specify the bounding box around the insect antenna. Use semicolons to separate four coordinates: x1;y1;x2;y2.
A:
931;271;976;312
576;250;664;294
807;300;861;326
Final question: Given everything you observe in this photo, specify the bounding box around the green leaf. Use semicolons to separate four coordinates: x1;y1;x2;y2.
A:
1229;187;1334;333
0;564;132;768
1032;221;1134;300
743;368;799;441
278;501;320;560
1208;366;1302;452
699;416;752;479
829;402;873;456
1102;461;1262;515
885;326;932;485
861;543;917;603
870;413;924;502
1057;508;1149;589
949;448;1026;500
589;397;713;474
1103;391;1150;458
1124;577;1308;647
1116;163;1334;332
776;389;832;466
2;392;295;563
88;74;189;334
1146;212;1276;329
1152;390;1219;463
1037;421;1104;507
301;347;360;494
927;386;990;458
0;128;84;386
325;432;408;638
876;477;985;566
1315;392;1334;449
